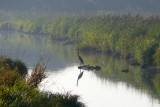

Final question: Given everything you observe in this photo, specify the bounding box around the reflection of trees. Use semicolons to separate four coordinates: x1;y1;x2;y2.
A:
81;52;160;100
0;31;76;70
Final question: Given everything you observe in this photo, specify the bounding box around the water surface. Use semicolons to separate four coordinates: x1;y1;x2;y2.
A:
1;31;160;107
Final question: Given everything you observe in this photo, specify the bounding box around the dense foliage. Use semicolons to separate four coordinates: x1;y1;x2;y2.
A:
0;56;27;75
0;57;85;107
0;12;159;69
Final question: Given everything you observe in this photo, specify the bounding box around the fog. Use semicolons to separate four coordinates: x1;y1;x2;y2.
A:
0;0;160;13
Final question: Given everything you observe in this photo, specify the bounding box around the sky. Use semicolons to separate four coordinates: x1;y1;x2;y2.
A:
0;0;160;13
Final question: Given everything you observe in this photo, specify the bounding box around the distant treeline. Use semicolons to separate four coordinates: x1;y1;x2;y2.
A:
0;12;160;69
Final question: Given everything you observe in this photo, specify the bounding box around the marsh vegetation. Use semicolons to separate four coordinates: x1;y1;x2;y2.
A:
0;11;160;106
0;57;85;107
0;12;160;69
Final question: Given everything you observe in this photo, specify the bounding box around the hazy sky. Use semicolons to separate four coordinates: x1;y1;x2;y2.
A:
0;0;160;13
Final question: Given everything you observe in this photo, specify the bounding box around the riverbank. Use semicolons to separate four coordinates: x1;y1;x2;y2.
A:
0;12;160;70
0;56;85;107
0;30;160;106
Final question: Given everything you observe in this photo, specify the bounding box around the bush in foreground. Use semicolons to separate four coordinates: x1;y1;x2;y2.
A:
0;57;85;107
0;56;27;75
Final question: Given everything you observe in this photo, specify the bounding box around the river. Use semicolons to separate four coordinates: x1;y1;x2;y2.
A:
0;31;160;107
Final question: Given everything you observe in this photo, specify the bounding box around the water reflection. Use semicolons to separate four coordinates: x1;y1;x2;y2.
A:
38;66;160;107
77;70;84;86
0;31;76;70
76;49;101;86
88;53;160;102
1;31;160;107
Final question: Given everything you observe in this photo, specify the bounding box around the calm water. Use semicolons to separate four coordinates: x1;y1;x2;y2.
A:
0;31;160;107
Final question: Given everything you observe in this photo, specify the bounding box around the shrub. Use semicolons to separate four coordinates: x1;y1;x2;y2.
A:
0;57;27;75
0;70;22;87
14;59;28;75
0;56;85;107
154;47;160;70
27;61;46;88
